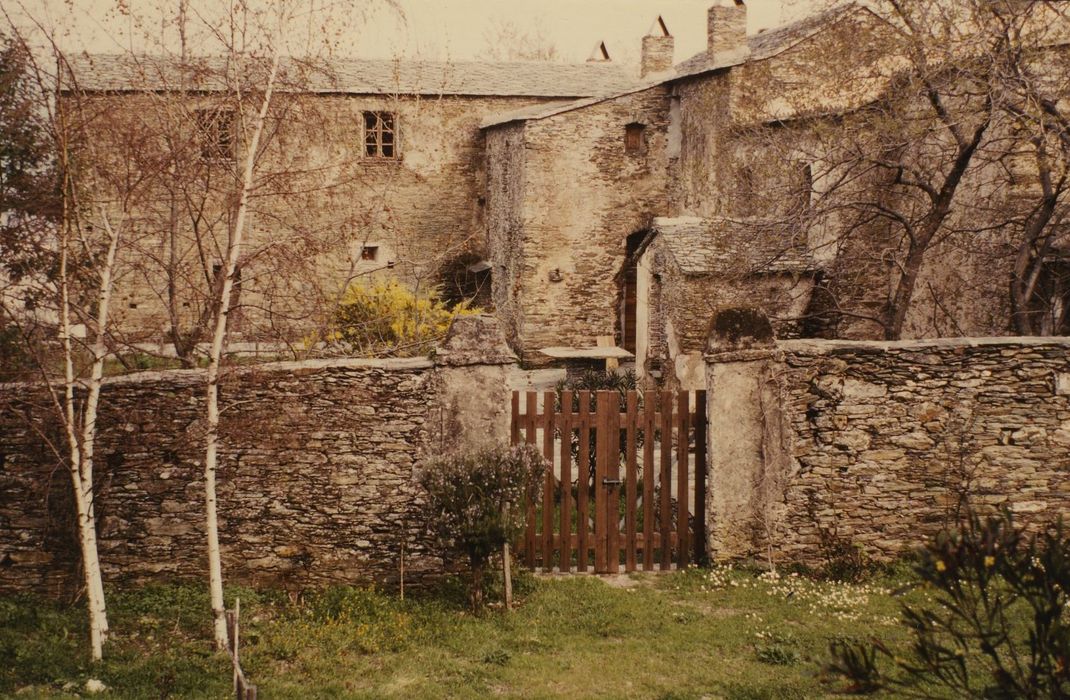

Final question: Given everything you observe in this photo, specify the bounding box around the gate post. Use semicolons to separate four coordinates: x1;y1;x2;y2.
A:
703;308;791;564
432;315;518;453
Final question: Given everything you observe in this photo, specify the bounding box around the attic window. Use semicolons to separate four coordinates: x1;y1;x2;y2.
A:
196;109;234;161
363;111;397;158
625;123;645;155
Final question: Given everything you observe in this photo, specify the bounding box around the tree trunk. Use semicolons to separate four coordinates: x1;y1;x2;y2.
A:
56;207;113;661
884;242;929;340
202;52;281;651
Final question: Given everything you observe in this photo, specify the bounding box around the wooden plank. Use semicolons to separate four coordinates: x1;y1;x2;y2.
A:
606;391;621;574
694;390;708;566
676;391;690;569
577;390;591;573
525;392;537;568
624;391;638;572
510;391;520;445
660;391;673;570
642;395;656;571
542;391;555;571
593;391;610;573
560;391;573;573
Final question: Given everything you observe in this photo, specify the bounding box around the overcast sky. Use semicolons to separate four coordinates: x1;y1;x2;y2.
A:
11;0;821;67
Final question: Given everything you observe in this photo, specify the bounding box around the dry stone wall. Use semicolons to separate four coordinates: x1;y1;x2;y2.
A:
705;334;1070;566
0;317;515;596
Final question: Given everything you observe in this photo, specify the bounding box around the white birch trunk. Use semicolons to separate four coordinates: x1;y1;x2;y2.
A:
56;206;120;662
203;52;281;651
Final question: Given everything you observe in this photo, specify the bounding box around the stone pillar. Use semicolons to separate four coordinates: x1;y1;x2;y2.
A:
431;314;518;453
703;308;791;563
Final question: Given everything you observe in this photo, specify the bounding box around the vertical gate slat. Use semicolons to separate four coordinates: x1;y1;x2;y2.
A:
577;390;591;573
511;391;520;559
659;391;673;570
642;397;656;571
524;392;538;568
676;391;690;569
560;391;573;573
542;391;555;571
606;391;621;574
511;391;520;445
694;390;707;566
593;392;609;573
624;391;638;572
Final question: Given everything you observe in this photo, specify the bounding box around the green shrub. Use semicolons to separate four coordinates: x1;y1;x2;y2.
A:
830;511;1070;697
418;444;546;610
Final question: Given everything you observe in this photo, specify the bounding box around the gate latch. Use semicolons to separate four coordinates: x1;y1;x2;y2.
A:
601;478;622;486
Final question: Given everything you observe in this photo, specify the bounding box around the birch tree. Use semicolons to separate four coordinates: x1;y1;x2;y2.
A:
0;26;160;660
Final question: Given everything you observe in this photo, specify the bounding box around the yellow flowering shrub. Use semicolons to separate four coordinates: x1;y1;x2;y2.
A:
330;279;478;357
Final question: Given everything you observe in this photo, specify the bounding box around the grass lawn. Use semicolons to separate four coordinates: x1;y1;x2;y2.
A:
2;566;947;699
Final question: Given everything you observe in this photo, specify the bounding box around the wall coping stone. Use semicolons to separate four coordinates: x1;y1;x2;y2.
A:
0;356;434;391
777;336;1070;355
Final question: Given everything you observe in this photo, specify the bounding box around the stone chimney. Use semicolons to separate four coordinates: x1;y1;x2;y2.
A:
708;0;749;61
640;16;674;78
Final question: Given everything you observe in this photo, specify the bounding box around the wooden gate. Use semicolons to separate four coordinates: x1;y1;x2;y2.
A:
510;389;707;574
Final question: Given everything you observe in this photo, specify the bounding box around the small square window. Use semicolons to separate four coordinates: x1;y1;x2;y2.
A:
363;111;397;159
625;123;645;155
361;245;379;261
196;109;235;161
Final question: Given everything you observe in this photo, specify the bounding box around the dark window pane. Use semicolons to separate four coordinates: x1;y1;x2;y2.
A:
362;110;397;158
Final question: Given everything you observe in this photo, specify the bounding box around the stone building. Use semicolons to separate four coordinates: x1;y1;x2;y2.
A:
485;0;1070;379
64;0;1070;379
59;53;633;350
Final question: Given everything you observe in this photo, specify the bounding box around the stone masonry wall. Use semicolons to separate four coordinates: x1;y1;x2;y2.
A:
487;85;671;362
705;335;1070;566
0;358;434;596
76;92;548;345
0;327;513;597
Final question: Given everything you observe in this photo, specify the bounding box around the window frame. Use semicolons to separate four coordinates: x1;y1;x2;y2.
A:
624;123;645;156
363;111;399;160
195;108;236;162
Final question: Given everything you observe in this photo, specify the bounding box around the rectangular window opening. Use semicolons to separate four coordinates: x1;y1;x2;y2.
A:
361;245;379;261
363;111;398;159
625;123;645;155
196;109;235;161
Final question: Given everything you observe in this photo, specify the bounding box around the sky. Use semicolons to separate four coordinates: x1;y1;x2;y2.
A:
10;0;822;68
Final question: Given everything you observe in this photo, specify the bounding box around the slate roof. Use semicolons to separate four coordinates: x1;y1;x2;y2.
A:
61;54;636;98
672;3;863;79
651;216;817;276
481;3;866;128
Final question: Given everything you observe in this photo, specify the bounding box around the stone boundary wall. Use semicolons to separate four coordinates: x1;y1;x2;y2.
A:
0;317;516;596
705;334;1070;566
